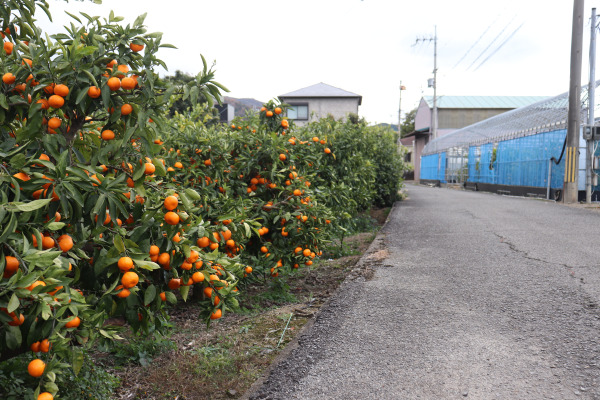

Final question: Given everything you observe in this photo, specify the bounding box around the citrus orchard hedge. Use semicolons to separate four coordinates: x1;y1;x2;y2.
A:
0;1;405;399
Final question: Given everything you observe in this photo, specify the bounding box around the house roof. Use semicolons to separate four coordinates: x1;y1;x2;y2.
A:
422;95;549;109
279;82;362;105
399;136;415;146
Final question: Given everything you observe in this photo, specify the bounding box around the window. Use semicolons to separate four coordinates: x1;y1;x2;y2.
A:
287;104;308;120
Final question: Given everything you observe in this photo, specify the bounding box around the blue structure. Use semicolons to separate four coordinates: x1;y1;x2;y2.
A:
420;87;597;200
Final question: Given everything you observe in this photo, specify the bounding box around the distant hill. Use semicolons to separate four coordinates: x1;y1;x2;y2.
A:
224;96;264;117
374;123;399;132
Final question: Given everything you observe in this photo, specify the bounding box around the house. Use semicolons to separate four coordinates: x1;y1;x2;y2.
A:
399;136;415;180
278;82;362;126
406;95;549;181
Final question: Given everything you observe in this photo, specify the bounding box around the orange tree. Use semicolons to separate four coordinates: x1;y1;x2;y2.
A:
157;100;336;283
0;2;240;399
296;116;406;242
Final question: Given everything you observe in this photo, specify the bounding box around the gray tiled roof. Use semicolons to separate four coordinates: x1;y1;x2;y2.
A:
279;82;362;99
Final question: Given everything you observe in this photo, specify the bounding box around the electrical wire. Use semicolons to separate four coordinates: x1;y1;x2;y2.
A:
466;15;517;71
473;22;524;71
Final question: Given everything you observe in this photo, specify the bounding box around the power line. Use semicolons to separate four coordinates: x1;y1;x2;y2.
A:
452;16;500;70
473;22;524;71
466;15;517;71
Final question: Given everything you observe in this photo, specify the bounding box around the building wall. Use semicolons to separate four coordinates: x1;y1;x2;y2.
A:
280;97;360;126
414;99;431;131
439;108;513;129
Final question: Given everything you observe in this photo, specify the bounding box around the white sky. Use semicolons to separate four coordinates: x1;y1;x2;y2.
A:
36;0;600;125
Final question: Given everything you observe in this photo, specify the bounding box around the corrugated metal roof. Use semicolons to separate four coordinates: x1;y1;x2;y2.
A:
279;82;362;99
423;95;550;109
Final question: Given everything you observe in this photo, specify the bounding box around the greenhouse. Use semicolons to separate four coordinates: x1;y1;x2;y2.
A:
420;83;600;200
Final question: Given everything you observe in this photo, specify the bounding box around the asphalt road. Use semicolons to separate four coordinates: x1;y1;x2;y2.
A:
247;184;600;399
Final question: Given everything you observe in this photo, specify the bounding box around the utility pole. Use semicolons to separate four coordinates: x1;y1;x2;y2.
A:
414;26;438;140
564;0;584;203
432;25;438;141
398;81;406;134
586;7;597;204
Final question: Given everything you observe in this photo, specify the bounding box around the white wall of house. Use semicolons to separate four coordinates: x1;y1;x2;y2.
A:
281;97;360;126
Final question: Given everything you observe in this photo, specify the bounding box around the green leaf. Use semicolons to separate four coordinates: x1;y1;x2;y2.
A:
72;347;84;376
46;222;66;231
5;326;22;350
180;285;190;302
133;259;160;271
165;291;177;304
144;285;156;306
41;302;51;320
184;188;201;200
132;164;145;181
5;199;52;212
7;293;19;313
113;235;125;253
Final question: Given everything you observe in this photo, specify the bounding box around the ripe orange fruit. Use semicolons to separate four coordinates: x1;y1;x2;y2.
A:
65;315;81;328
167;278;181;290
121;271;139;288
43;83;55;94
293;189;302;196
203;287;213;298
116;285;130;298
2;72;15;85
245;266;253;274
107;77;121;91
130;42;144;52
8;312;24;326
158;252;170;267
47;117;61;129
118;256;134;272
4;255;19;276
204;159;212;166
274;107;282;115
144;162;155;175
38;392;53;400
192;271;205;283
101;130;115;140
159;292;166;301
279;153;286;161
57;234;74;252
164;211;180;225
197;236;210;247
149;245;160;256
53;84;69;97
28;359;45;377
324;147;331;154
87;86;101;98
41;236;55;250
3;41;13;55
121;103;133;115
260;246;268;253
164;195;178;210
303;248;311;257
48;95;64;108
39;339;50;353
174;161;183;169
281;120;289;128
30;341;41;353
210;309;222;320
266;110;273;117
121;77;136;90
37;98;50;109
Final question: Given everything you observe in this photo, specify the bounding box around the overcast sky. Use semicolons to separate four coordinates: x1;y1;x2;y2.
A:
37;0;600;125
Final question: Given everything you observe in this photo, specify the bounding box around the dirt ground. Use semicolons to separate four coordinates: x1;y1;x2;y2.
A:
107;208;389;400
